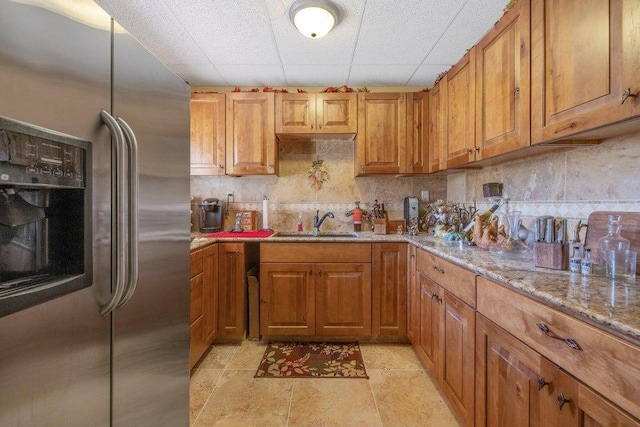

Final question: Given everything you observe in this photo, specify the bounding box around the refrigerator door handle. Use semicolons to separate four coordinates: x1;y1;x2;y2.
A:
115;117;139;308
99;110;128;316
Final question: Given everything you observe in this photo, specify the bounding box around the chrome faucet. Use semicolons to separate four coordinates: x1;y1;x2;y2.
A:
313;210;334;236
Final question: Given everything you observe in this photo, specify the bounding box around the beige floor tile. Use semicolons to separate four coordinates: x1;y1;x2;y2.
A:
368;369;460;427
197;344;239;369
190;369;224;426
194;369;293;427
288;378;382;427
359;344;423;370
226;340;268;370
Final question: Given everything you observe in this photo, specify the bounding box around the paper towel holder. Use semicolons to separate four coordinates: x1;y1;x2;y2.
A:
260;195;273;231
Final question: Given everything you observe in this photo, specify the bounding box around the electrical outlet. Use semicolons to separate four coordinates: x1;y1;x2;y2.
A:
227;192;234;203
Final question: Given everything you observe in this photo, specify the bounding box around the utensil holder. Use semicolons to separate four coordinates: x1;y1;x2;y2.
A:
534;242;569;270
373;218;388;235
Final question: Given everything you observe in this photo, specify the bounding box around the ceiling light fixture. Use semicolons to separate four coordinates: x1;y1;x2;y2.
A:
289;0;340;39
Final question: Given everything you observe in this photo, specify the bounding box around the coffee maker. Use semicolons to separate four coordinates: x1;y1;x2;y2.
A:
198;198;224;233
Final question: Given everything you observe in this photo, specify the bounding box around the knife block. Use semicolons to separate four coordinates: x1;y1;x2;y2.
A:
534;242;569;270
373;218;389;234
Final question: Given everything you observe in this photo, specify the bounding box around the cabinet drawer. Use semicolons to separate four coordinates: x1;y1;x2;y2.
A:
477;276;640;420
416;249;476;307
261;243;372;263
190;250;203;278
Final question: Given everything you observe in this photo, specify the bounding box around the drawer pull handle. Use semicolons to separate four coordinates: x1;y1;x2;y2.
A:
536;323;582;351
432;265;445;274
557;392;571;410
537;377;549;391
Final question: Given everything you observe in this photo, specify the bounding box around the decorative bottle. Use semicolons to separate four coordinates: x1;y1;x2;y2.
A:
598;215;630;265
569;244;582;273
581;248;592;275
297;212;303;232
353;201;363;232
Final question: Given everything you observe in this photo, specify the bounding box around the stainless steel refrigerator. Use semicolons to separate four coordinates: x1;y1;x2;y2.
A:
0;1;190;425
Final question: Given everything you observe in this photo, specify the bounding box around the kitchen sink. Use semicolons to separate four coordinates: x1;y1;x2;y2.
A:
271;231;359;238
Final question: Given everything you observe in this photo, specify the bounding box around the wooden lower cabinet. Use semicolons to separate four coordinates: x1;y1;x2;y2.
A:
216;242;259;342
315;263;372;336
411;246;476;427
189;247;215;370
539;359;640;427
260;262;371;336
203;244;218;344
260;263;315;336
406;245;420;345
475;313;543;427
372;243;407;337
440;290;475;427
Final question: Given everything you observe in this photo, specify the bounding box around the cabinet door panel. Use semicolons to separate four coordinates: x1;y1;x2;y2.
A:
372;243;407;336
226;92;276;175
445;49;476;168
217;243;246;340
190;93;225;175
260;263;315;336
203;244;218;344
531;0;640;143
356;93;406;175
406;92;429;173
316;263;372;336
275;93;314;133
407;246;420;345
417;272;440;376
476;0;530;160
428;81;446;173
476;314;543;427
316;93;357;133
441;291;475;427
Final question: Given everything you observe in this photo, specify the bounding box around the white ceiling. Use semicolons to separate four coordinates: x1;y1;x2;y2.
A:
95;0;508;88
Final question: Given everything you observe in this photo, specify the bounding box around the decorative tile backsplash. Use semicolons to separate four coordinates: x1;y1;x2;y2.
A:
191;138;447;232
192;131;640;235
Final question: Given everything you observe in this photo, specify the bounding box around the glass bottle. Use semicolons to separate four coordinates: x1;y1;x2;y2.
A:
569;244;582;273
598;215;630;265
581;248;592;275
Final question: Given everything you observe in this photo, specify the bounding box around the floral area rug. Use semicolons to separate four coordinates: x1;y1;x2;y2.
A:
255;342;368;378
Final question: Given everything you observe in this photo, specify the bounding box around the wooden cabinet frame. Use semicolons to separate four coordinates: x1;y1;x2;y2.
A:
275;92;357;134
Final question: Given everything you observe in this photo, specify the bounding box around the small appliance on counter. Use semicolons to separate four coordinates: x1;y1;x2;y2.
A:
404;197;419;227
198;198;224;233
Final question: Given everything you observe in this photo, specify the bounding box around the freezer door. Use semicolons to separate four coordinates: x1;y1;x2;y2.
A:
111;26;191;427
0;1;112;426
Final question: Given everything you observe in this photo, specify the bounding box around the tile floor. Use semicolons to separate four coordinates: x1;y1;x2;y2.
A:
190;340;460;427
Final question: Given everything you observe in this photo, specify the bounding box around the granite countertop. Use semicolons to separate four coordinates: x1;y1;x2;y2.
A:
190;231;640;343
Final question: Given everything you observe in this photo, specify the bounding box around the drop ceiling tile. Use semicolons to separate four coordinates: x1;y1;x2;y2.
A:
352;0;466;65
407;64;451;87
265;0;364;65
168;64;226;86
166;0;281;65
95;0;209;65
216;65;286;87
348;65;419;87
283;65;350;86
424;0;506;64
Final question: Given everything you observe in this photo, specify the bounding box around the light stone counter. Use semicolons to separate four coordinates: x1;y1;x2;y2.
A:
190;231;639;343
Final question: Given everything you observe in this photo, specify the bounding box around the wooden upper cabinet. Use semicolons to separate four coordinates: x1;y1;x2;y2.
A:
428;80;446;173
190;93;225;175
444;48;476;168
475;0;531;160
356;92;407;176
225;92;277;175
531;0;640;144
275;93;357;134
406;92;430;174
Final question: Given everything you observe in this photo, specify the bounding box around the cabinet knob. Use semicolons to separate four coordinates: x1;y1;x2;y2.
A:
621;88;638;104
219;164;224;169
311;124;314;130
432;265;444;274
318;124;323;129
360;164;365;170
557;392;571;410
